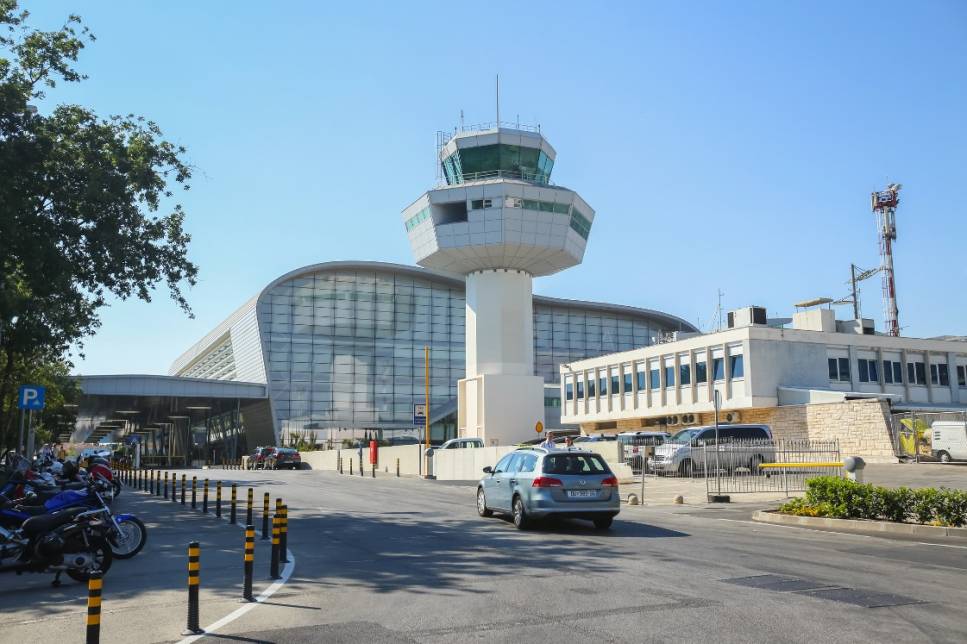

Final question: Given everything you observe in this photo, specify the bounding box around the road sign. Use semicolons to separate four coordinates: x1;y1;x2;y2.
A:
413;403;426;427
17;385;46;410
535;421;544;434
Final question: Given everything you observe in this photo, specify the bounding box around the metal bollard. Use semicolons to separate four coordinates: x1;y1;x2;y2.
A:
338;456;342;474
246;487;254;526
216;481;222;518
156;471;161;496
86;571;103;644
181;474;186;505
270;515;281;579
371;462;375;478
230;483;237;524
280;505;289;564
261;492;270;540
149;470;154;494
191;476;197;509
243;524;255;601
359;458;364;477
164;472;169;499
184;541;203;635
396;458;400;477
203;479;209;514
349;459;353;476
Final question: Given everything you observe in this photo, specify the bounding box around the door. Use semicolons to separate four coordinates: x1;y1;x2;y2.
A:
484;453;516;511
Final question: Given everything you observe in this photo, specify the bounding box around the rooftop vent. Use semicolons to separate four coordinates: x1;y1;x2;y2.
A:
727;306;768;329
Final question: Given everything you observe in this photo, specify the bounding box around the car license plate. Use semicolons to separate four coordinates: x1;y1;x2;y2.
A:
567;490;596;498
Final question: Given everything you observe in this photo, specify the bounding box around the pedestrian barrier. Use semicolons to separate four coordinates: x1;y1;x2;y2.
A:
230;483;237;524
280;505;289;564
243;524;255;601
86;571;102;644
270;514;281;580
184;541;203;635
261;493;270;540
216;481;222;518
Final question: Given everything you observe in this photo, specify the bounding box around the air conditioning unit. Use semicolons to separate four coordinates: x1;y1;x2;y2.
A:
681;414;698;425
665;415;681;426
723;412;739;423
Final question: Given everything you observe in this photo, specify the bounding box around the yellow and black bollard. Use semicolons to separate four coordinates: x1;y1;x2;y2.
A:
164;471;169;499
181;473;186;505
184;541;203;635
230;483;237;524
280;504;289;564
202;479;209;514
243;524;255;601
191;476;197;509
270;514;281;579
246;487;254;526
156;470;162;496
261;492;270;540
215;481;222;518
86;571;102;644
148;470;154;494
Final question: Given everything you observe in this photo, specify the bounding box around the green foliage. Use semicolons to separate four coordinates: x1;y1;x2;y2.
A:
0;1;197;448
781;476;967;527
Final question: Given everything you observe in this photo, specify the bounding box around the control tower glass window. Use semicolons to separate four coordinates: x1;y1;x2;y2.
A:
441;144;552;185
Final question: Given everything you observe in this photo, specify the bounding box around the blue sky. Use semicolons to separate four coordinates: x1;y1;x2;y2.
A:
23;1;967;375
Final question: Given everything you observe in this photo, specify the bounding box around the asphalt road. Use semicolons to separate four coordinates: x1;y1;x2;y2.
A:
181;468;967;644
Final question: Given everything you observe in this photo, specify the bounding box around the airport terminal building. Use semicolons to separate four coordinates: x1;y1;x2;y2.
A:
74;260;694;463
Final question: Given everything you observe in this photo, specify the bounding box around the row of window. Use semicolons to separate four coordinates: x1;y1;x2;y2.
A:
404;207;430;231
565;355;743;401
441;144;554;186
831;357;967;387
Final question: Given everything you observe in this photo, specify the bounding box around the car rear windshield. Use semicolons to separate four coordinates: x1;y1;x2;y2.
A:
542;454;610;475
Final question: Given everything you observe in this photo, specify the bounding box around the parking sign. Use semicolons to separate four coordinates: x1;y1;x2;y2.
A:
413;403;426;427
17;385;46;410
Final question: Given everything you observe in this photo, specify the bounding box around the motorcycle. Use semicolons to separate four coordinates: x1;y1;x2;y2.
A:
0;497;113;585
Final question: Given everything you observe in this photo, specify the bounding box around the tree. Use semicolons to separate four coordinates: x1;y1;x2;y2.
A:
0;2;197;449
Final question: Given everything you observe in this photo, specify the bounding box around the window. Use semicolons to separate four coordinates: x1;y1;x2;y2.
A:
470;199;492;210
493;454;513;474
930;364;939;385
712;357;725;381
565;382;573;401
542;453;608;475
404;206;430;231
623;371;633;393
828;358;838;380
664;366;675;388
545;396;561;408
517;454;538;473
576;381;584;399
908;361;926;385
569;208;592;240
958;365;966;387
599;376;608;397
729;355;744;379
611;374;620;395
939;363;949;387
858;359;879;383
680;364;691;386
650;367;660;390
892;361;903;383
636;370;646;391
587;379;595;397
883;360;894;384
829;357;851;382
695;361;707;383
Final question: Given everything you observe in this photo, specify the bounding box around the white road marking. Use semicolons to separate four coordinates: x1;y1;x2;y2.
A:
915;541;967;550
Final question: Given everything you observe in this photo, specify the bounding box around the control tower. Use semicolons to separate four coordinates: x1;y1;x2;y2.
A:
402;124;594;445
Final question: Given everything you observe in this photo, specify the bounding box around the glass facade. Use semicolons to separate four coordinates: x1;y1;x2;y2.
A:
442;144;554;185
257;266;680;438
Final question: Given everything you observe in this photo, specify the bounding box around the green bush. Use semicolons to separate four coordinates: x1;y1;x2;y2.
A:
780;476;966;527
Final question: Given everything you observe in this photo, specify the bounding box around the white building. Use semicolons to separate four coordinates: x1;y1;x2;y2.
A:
560;306;967;461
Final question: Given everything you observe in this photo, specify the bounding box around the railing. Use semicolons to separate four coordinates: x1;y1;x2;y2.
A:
703;439;842;496
889;411;967;461
442;168;552;186
438;121;542;146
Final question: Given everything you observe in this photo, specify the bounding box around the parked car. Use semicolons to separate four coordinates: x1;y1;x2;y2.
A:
252;446;276;470
439;438;484;450
517;429;582;446
264;447;301;470
573;434;617;443
932;421;967;463
476;447;619;530
649;424;774;476
617;431;669;472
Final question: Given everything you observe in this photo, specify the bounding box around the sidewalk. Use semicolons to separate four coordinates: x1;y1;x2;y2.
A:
2;482;283;644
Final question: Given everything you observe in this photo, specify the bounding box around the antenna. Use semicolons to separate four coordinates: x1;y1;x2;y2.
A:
870;183;902;336
495;74;500;127
459;109;464;131
716;289;724;332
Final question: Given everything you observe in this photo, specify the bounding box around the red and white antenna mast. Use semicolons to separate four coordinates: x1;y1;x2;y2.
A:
871;183;902;336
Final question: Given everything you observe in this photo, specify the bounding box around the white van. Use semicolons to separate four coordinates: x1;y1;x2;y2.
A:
931;421;967;463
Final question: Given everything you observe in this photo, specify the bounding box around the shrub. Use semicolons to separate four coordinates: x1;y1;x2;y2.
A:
779;477;966;527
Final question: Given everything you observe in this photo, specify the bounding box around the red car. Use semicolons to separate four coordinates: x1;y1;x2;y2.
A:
249;446;276;470
267;448;301;470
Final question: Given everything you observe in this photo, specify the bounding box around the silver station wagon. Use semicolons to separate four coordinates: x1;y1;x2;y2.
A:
476;448;620;530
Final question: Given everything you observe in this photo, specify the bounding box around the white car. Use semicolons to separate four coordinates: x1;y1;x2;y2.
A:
439;438;484;449
649;424;774;475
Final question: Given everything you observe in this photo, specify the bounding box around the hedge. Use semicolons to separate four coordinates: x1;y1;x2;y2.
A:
779;476;967;527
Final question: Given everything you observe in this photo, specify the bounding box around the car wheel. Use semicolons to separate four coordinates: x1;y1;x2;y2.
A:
938;451;952;464
678;458;693;477
593;516;614;530
476;488;493;517
512;495;530;530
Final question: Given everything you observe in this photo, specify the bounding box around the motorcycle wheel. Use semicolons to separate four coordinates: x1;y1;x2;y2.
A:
109;517;147;559
113;480;122;497
65;539;113;582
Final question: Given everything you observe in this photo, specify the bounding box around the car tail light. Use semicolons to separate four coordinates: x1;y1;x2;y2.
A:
531;476;563;488
601;476;618;487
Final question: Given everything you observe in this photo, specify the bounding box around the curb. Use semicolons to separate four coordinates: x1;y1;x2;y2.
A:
752;510;967;538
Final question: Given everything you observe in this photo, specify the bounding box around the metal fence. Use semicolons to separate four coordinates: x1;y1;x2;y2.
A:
889;411;967;461
702;439;842;496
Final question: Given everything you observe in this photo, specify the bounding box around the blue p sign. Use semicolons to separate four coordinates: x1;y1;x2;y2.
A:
17;385;46;410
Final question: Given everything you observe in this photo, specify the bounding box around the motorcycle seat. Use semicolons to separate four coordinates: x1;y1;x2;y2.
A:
21;507;85;536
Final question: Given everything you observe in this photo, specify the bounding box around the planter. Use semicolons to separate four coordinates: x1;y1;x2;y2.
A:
753;510;967;538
